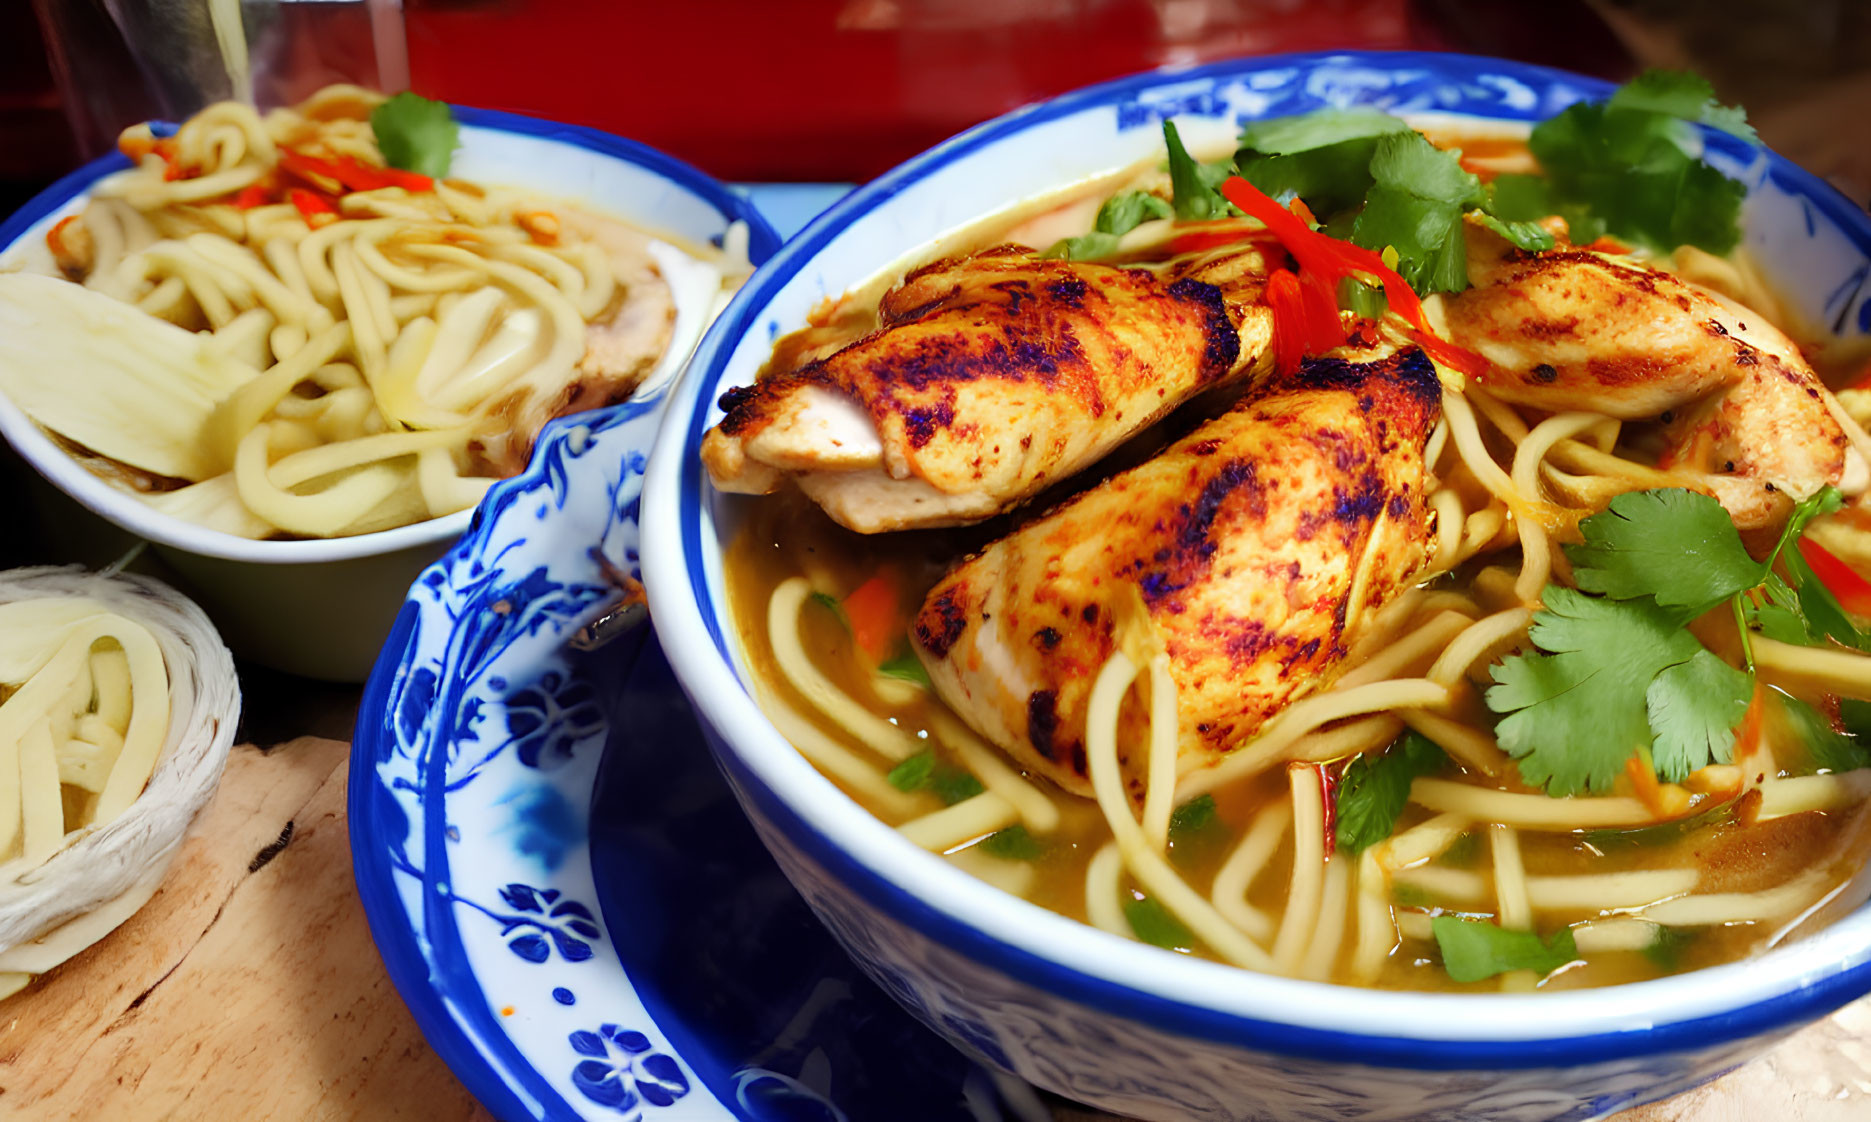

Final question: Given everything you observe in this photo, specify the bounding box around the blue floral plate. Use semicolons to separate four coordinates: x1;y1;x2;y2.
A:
347;172;1028;1118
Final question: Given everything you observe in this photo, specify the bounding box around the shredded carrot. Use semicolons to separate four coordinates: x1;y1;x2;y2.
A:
45;215;80;260
1316;762;1338;859
1624;752;1692;819
1265;269;1306;377
843;572;905;662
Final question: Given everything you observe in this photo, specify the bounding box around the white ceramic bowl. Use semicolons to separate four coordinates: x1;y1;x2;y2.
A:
0;108;778;680
642;52;1871;1122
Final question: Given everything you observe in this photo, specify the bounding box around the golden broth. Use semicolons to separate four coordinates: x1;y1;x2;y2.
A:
726;489;1871;992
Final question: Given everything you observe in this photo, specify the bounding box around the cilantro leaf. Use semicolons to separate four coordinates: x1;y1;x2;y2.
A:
1783;543;1871;652
1529;89;1745;255
1776;691;1871;775
370;91;459;178
1642;925;1698;972
1471;212;1555;253
1236;108;1411;154
1349;131;1483;295
1488;587;1708;795
1746;571;1814;645
1609;69;1760;143
1844;699;1871;742
809;589;849;631
1644;649;1753;780
1234;110;1406;216
1042;190;1172;261
886;750;935;792
1162;120;1237;221
979;825;1047;861
886;750;984;803
1433;917;1579;982
1336;731;1448;854
1566;489;1762;617
931;768;985;805
1096;190;1173;235
1124;895;1194;951
1168;793;1218;840
878;650;932;687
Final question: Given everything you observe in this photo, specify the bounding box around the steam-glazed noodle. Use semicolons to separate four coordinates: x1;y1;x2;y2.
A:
719;116;1871;993
2;86;749;539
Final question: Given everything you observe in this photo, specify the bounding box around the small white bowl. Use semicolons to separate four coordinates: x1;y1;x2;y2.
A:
644;52;1871;1121
0;107;779;680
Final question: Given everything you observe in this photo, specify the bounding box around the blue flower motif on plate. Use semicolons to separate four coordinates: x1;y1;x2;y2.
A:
491;883;603;964
506;670;607;770
570;1024;692;1115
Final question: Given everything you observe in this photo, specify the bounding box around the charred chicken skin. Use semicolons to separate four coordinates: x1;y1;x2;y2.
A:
911;348;1443;797
702;244;1275;533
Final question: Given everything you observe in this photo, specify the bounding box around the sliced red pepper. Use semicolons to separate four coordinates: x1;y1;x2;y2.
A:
1316;763;1338;859
1265;269;1306;377
282;149;435;195
1217;175;1492;377
233;182;273;209
1797;537;1871;618
289;187;341;228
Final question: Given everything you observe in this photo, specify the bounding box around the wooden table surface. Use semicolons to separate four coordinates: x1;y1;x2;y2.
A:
3;709;1869;1121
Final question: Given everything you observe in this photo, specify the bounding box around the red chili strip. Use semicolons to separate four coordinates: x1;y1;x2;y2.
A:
1797;537;1871;618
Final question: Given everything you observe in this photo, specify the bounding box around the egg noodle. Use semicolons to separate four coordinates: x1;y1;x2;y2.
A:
20;86;749;539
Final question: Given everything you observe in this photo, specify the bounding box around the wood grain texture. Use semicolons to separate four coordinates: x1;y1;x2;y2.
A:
0;738;493;1122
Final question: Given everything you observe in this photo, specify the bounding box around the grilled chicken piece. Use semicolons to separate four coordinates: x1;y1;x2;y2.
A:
912;348;1443;796
1442;224;1849;530
702;244;1275;532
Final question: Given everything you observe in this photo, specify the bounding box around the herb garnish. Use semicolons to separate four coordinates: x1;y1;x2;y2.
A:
1487;486;1857;795
1433;916;1578;982
370;92;459;179
1335;731;1448;854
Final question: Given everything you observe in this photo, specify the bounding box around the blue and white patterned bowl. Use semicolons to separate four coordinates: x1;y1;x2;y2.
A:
640;52;1871;1122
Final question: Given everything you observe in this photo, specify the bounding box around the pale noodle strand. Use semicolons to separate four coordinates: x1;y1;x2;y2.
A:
767;578;921;762
1271;764;1326;974
1139;653;1179;855
1084;843;1129;937
1374;812;1471;872
1491;823;1536;992
1753;636;1871;699
1512;412;1610;500
1349;850;1396;984
1410;778;1658;830
749;680;919;818
897;791;1020;852
1209;800;1291;943
1398;707;1509;776
1298;856;1352;982
1177;679;1450;799
1425;608;1534;688
1086;651;1275;970
929;710;1061;834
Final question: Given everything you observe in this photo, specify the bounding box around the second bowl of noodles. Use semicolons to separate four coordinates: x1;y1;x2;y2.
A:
0;88;778;679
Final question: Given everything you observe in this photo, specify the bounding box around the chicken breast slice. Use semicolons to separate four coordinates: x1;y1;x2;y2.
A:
911;347;1443;797
1442;224;1848;529
702;244;1275;532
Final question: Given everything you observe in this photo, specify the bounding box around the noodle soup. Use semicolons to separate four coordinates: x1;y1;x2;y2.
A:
708;89;1871;994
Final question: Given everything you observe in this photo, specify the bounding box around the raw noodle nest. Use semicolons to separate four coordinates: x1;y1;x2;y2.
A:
0;568;238;972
